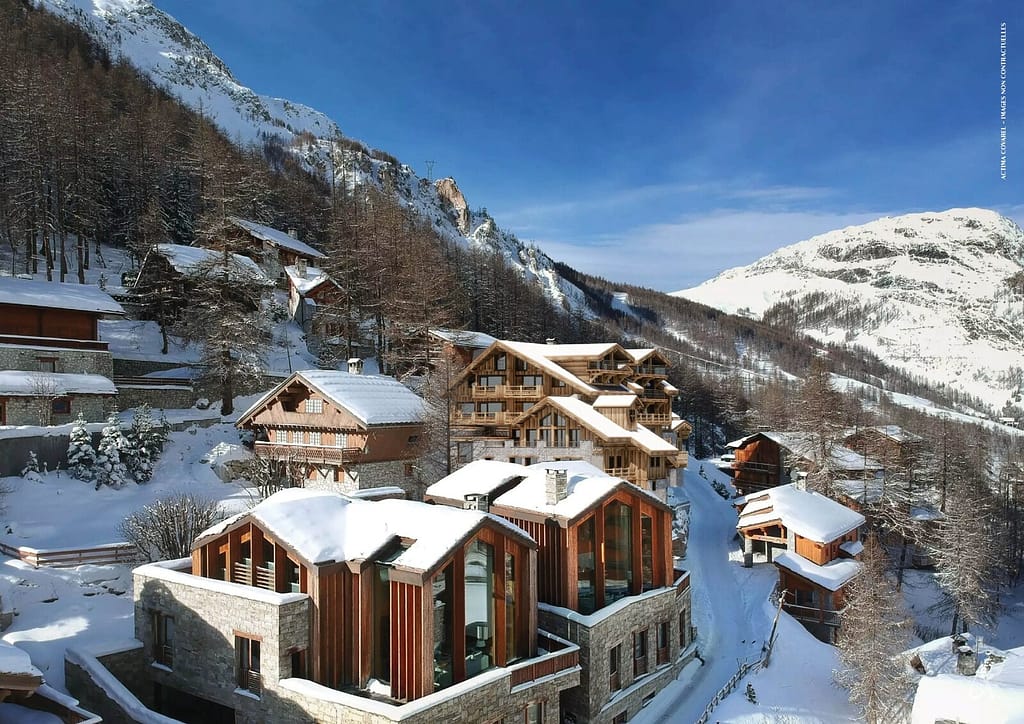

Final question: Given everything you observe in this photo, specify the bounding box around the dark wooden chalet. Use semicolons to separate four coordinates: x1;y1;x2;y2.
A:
0;276;124;350
189;489;542;702
426;460;681;615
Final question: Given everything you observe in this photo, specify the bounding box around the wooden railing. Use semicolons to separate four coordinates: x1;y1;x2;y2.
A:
732;460;779;474
505;384;543;399
113;375;192;388
636;412;671;424
255;565;275;591
0;541;141;568
471;384;502;399
674;569;691;596
782;601;843;627
0;334;108;351
254;442;362;464
640;389;667;399
508;634;579;687
232;561;253;586
243;669;262;696
453;411;511;425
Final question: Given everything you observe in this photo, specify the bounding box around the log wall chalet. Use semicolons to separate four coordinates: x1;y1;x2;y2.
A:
0;303;100;342
794;529;860;566
732;438;784;494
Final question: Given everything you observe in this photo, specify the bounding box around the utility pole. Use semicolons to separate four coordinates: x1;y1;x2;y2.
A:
425;160;435;181
762;588;787;667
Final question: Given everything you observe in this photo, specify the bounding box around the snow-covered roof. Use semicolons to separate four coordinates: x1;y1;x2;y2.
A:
0;277;124;315
660;380;679;394
542;396;631;440
839;540;864;557
195;488;530;571
631;423;680;454
495;341;597;393
910;506;944;522
284;265;335;295
230;217;325;259
737;483;864;543
0;641;42;679
726;431;883;471
593;394;637;408
429;328;497;349
774;550;861;591
155;244;268;281
908;635;1024;724
427;460;668;522
847;424;924;444
625;348;658;363
425;459;530;501
834;478;886;505
297;370;424;426
527;342;622;359
0;372;117;397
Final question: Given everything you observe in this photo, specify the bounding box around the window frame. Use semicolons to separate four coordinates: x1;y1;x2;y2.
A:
657;621;670;664
609;643;621;692
235;633;262;697
152;611;174;669
51;397;71;415
633;628;649;677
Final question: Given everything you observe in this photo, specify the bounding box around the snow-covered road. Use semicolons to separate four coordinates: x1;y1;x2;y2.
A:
635;466;775;723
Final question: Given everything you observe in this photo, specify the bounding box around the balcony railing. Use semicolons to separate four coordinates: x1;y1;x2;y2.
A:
254;442;362;464
731;460;779;474
640;389;667;399
782;601;844;627
453;411;511;426
505;384;543;399
232;561;252;586
605;464;647;485
673;569;691;597
508;632;580;687
255;565;275;591
471;384;503;399
636;412;671;425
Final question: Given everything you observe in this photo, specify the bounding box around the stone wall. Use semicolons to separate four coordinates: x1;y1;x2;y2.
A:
344;459;425;500
133;564;310;722
539;585;695;724
112;357;192;377
116;385;196;411
0;345;113;377
64;643;152;722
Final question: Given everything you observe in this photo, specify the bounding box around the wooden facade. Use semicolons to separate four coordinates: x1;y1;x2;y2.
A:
730;435;786;496
237;373;423;484
0;303;101;342
190;511;537;703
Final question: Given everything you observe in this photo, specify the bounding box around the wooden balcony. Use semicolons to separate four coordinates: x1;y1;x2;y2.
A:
470;384;503;399
640;388;667;399
508;633;580;687
732;460;779;474
0;333;109;351
505;384;543;399
782;602;844;627
254;442;363;464
232;561;253;586
636;412;671;425
453;411;512;426
605;464;647;486
673;569;691;597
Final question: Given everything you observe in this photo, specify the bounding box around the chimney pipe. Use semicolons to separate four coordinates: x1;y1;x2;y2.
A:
545;468;568;506
463;493;489;513
348;358;363;375
546;338;557;345
957;646;977;676
287;228;298;239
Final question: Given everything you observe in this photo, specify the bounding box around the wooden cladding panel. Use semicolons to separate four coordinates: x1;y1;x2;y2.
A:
0;304;99;341
390;581;425;701
313;568;347;689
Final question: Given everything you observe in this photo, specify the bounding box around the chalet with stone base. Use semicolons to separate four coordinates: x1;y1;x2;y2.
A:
0;277;123;425
427;460;696;723
449;340;689;501
127;489;580;723
229;217;325;280
735;483;864;643
236;366;426;497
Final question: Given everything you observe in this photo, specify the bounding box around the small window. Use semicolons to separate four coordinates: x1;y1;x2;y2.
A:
51;397;71;415
657;621;670;664
609;644;621;692
404;462;414;477
335;432;348;448
495;354;507;371
153;612;174;668
276;430;287;444
37;358;57;373
679;610;688;648
612;713;628;724
633;628;648;677
407;434;420;444
306;398;323;413
524;702;542;724
308;431;321;446
236;635;261;696
290;649;306;678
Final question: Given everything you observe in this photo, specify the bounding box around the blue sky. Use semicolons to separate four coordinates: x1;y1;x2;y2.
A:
162;0;1021;291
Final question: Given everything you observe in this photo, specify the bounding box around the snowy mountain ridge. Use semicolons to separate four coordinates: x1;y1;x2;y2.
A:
35;0;589;313
674;208;1024;412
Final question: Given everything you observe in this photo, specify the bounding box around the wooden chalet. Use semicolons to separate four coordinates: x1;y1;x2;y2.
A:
842;424;923;474
236;369;424;488
448;340;687;495
284;263;343;329
427;328;498;366
188;489;546;702
735;483;864;643
228;218;325;277
0;276;123;351
726;431;883;497
427;460;681;615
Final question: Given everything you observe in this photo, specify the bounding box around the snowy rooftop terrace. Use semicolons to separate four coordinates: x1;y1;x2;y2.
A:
0;276;124;315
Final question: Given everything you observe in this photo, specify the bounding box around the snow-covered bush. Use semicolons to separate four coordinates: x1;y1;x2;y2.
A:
124;404;166;483
67;413;96;481
94;411;131;489
119;493;224;561
21;451;41;482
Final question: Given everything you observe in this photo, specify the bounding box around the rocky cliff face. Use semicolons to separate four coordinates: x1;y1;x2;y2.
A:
674;209;1024;412
37;0;590;315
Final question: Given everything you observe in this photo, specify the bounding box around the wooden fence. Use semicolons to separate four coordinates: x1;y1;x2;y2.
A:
694;661;753;724
0;541;141;568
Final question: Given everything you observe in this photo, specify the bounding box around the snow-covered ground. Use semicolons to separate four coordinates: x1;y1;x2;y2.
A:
636;462;857;723
0;420;256;693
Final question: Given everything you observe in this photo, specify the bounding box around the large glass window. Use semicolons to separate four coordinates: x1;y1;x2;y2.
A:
577;515;597;614
505;551;519;663
465;539;495;677
641;515;654;591
433;564;454;690
605;501;633;604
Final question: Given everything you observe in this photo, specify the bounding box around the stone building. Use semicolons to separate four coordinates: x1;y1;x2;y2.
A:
125;489;580;723
427;460;697;723
0;276;123;425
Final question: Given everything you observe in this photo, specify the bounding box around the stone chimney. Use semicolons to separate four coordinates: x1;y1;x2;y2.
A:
463;493;489;513
957;645;978;676
546;337;557;345
296;258;307;277
952;633;968;652
287;228;298;239
545;468;568;506
348;358;363;375
794;472;807;491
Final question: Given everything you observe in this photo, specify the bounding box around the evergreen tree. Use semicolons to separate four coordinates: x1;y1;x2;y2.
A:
67;412;96;482
124;404;161;483
94;411;131;489
21;450;41;481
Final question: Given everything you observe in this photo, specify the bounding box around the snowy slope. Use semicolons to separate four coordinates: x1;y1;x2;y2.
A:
36;0;589;314
674;209;1024;411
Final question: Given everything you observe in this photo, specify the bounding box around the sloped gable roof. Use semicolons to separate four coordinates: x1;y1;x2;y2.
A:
0;277;124;315
230;217;325;259
737;483;865;543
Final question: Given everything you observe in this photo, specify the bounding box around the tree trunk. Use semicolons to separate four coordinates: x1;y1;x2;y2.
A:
220;347;234;416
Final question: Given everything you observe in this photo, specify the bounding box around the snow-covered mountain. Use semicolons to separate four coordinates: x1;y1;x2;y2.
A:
674;209;1024;412
36;0;588;313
